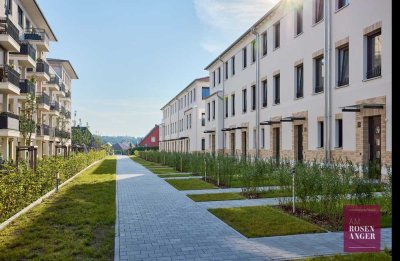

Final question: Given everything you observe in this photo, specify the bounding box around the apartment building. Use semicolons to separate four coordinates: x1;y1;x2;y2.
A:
203;0;391;175
0;0;78;161
159;77;210;153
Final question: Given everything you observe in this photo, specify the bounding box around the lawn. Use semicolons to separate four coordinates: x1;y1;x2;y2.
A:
209;206;326;238
0;158;116;260
165;179;217;190
188;193;246;202
130;156;179;174
303;251;391;260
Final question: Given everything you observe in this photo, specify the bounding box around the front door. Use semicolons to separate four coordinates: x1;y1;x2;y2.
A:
241;131;247;158
368;116;381;179
230;132;235;156
273;127;280;162
296;125;303;161
211;134;216;155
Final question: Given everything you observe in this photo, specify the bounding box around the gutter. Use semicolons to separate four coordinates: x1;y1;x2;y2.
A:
324;0;332;163
218;57;225;155
251;27;260;159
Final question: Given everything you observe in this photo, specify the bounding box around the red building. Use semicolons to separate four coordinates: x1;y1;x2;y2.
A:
139;125;159;148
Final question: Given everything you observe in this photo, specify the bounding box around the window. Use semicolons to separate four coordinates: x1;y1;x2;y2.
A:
315;56;324;93
231;94;235;116
242;89;247;113
201;113;205;126
225;97;228;118
242;47;247;68
212;100;215;120
207;103;210;121
6;0;12;15
231;56;236;75
213;71;216;87
337;45;349;86
318;121;324;148
218;67;221;84
251;85;256;110
186;115;189;129
335;119;343;148
253;129;257;148
18;6;23;27
337;0;349;9
274;22;280;49
314;0;324;24
193;89;196;101
251;40;256;63
189;114;192;129
366;30;381;79
262;31;267;56
225;61;229;79
296;64;304;98
201;138;205;151
295;1;303;35
25;18;31;30
202;87;210;99
274;74;280;104
261;128;265;148
262;80;267;107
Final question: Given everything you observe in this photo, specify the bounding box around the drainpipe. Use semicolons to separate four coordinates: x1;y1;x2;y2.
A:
218;57;225;155
324;0;332;163
251;27;260;159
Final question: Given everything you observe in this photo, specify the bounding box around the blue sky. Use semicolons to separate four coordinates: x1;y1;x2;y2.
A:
37;0;278;137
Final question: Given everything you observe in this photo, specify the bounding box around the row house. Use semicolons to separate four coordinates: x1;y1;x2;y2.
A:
201;0;391;176
0;0;78;161
159;77;209;153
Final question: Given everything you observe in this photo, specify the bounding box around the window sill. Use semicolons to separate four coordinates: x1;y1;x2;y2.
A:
273;46;280;52
312;19;324;27
262;53;268;59
313;90;324;95
261;105;268;109
317;147;324;150
363;75;382;82
335;3;349;13
335;84;349;89
273;103;280;106
294;31;303;38
294;96;304;100
334;147;343;150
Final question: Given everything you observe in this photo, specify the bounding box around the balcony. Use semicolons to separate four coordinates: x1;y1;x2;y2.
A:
60;106;66;115
43;74;60;91
53;82;65;97
65;90;71;98
19;79;36;95
37;92;50;111
9;42;36;67
27;60;50;81
0;17;20;52
0;112;19;133
55;129;71;139
36;124;50;136
65;111;71;119
0;65;20;94
24;28;49;52
50;101;60;115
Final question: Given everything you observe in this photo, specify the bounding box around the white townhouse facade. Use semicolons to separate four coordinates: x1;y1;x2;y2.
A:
159;77;210;153
0;0;78;161
203;0;391;172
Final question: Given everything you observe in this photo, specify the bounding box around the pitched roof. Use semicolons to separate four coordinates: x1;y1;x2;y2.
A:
139;125;159;146
112;143;130;151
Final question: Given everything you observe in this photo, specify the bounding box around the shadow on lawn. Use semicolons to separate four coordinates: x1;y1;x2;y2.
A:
0;159;116;261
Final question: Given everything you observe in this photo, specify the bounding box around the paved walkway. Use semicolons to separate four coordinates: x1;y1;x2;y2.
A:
115;156;392;261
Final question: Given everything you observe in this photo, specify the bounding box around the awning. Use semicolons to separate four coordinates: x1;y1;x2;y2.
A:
280;116;306;122
235;126;248;130
204;130;216;133
340;103;385;112
221;128;234;132
160;137;189;142
260;120;281;125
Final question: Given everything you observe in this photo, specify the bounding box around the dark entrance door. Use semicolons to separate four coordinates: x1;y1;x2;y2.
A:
230;133;235;156
368;116;381;179
273;127;280;162
296;125;303;161
241;131;247;158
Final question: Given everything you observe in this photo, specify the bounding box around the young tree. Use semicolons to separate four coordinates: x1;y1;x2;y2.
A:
19;92;37;146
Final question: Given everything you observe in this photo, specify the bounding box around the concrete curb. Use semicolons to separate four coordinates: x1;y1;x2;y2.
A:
0;159;102;232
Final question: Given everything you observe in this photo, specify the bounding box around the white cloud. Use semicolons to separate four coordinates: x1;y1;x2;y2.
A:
194;0;280;54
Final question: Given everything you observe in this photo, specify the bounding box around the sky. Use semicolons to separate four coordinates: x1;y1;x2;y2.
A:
37;0;279;137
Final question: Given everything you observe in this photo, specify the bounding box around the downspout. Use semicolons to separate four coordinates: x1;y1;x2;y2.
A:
218;57;225;155
251;27;260;159
324;0;332;163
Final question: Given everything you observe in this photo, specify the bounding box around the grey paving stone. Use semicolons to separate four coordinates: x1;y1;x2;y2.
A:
115;156;392;261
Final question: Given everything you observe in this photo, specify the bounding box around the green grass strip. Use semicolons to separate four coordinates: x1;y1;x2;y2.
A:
0;157;116;260
188;193;246;202
165;179;217;190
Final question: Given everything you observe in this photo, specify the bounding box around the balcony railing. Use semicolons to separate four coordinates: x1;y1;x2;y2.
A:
0;17;20;44
36;124;50;136
61;106;66;115
48;74;60;86
337;77;349;87
36;60;50;75
59;82;65;92
65;90;71;98
37;92;50;106
24;28;49;45
10;42;36;60
366;65;381;79
50;101;60;111
66;111;71;119
0;65;20;88
0;112;19;130
19;79;36;94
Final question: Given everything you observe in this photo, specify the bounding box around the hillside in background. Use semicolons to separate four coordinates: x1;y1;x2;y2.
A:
100;136;143;146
